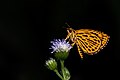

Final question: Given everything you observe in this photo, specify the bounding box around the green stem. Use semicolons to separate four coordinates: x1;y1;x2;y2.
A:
54;69;63;80
60;60;65;80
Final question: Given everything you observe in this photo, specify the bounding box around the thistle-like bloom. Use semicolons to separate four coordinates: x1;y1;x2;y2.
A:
50;39;72;53
45;58;57;70
50;39;72;60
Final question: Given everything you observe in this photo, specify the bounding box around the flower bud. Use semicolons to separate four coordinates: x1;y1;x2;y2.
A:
45;58;57;70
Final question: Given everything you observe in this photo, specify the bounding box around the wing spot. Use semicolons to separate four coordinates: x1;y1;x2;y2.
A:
92;49;95;51
90;36;95;38
82;35;88;37
88;48;91;51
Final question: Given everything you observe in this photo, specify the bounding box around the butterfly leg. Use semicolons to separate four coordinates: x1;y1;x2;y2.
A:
76;43;83;59
71;42;75;47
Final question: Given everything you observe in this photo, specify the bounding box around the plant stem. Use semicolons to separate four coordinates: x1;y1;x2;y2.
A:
60;60;65;80
54;69;64;80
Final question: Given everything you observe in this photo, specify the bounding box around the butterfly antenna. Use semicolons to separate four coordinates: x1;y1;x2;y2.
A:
65;22;71;28
62;22;70;29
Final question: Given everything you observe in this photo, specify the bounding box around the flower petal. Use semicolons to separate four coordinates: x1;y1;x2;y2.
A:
50;39;72;53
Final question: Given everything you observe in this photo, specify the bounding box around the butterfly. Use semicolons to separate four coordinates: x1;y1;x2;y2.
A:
64;23;110;59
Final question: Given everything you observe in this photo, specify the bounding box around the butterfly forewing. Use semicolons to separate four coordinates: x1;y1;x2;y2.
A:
76;29;102;55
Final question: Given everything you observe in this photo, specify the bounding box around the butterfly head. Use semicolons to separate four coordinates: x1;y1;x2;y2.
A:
66;28;76;42
64;23;77;42
66;27;75;32
65;23;75;33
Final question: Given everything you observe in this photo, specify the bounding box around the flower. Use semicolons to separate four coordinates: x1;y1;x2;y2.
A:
50;39;72;60
50;39;72;53
45;58;57;70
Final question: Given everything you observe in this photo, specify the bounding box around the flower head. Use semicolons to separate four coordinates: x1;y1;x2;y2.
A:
50;39;72;53
45;58;57;70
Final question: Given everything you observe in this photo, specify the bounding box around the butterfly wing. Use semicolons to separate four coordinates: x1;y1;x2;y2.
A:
89;30;110;49
75;29;109;55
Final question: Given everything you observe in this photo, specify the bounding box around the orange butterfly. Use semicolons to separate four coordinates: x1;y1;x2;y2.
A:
65;23;110;59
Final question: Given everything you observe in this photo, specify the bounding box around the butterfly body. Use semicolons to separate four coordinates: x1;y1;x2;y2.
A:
65;24;110;59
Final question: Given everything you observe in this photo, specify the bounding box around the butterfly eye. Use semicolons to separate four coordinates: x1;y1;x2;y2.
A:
67;28;73;33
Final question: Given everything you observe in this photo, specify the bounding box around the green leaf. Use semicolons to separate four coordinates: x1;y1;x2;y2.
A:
62;67;71;80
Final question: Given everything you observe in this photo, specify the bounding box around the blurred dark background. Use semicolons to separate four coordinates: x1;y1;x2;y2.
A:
0;0;120;80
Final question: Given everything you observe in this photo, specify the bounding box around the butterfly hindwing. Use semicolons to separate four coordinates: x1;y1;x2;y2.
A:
75;29;109;55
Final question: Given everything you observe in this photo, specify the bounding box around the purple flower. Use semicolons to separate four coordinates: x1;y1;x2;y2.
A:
50;39;72;53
